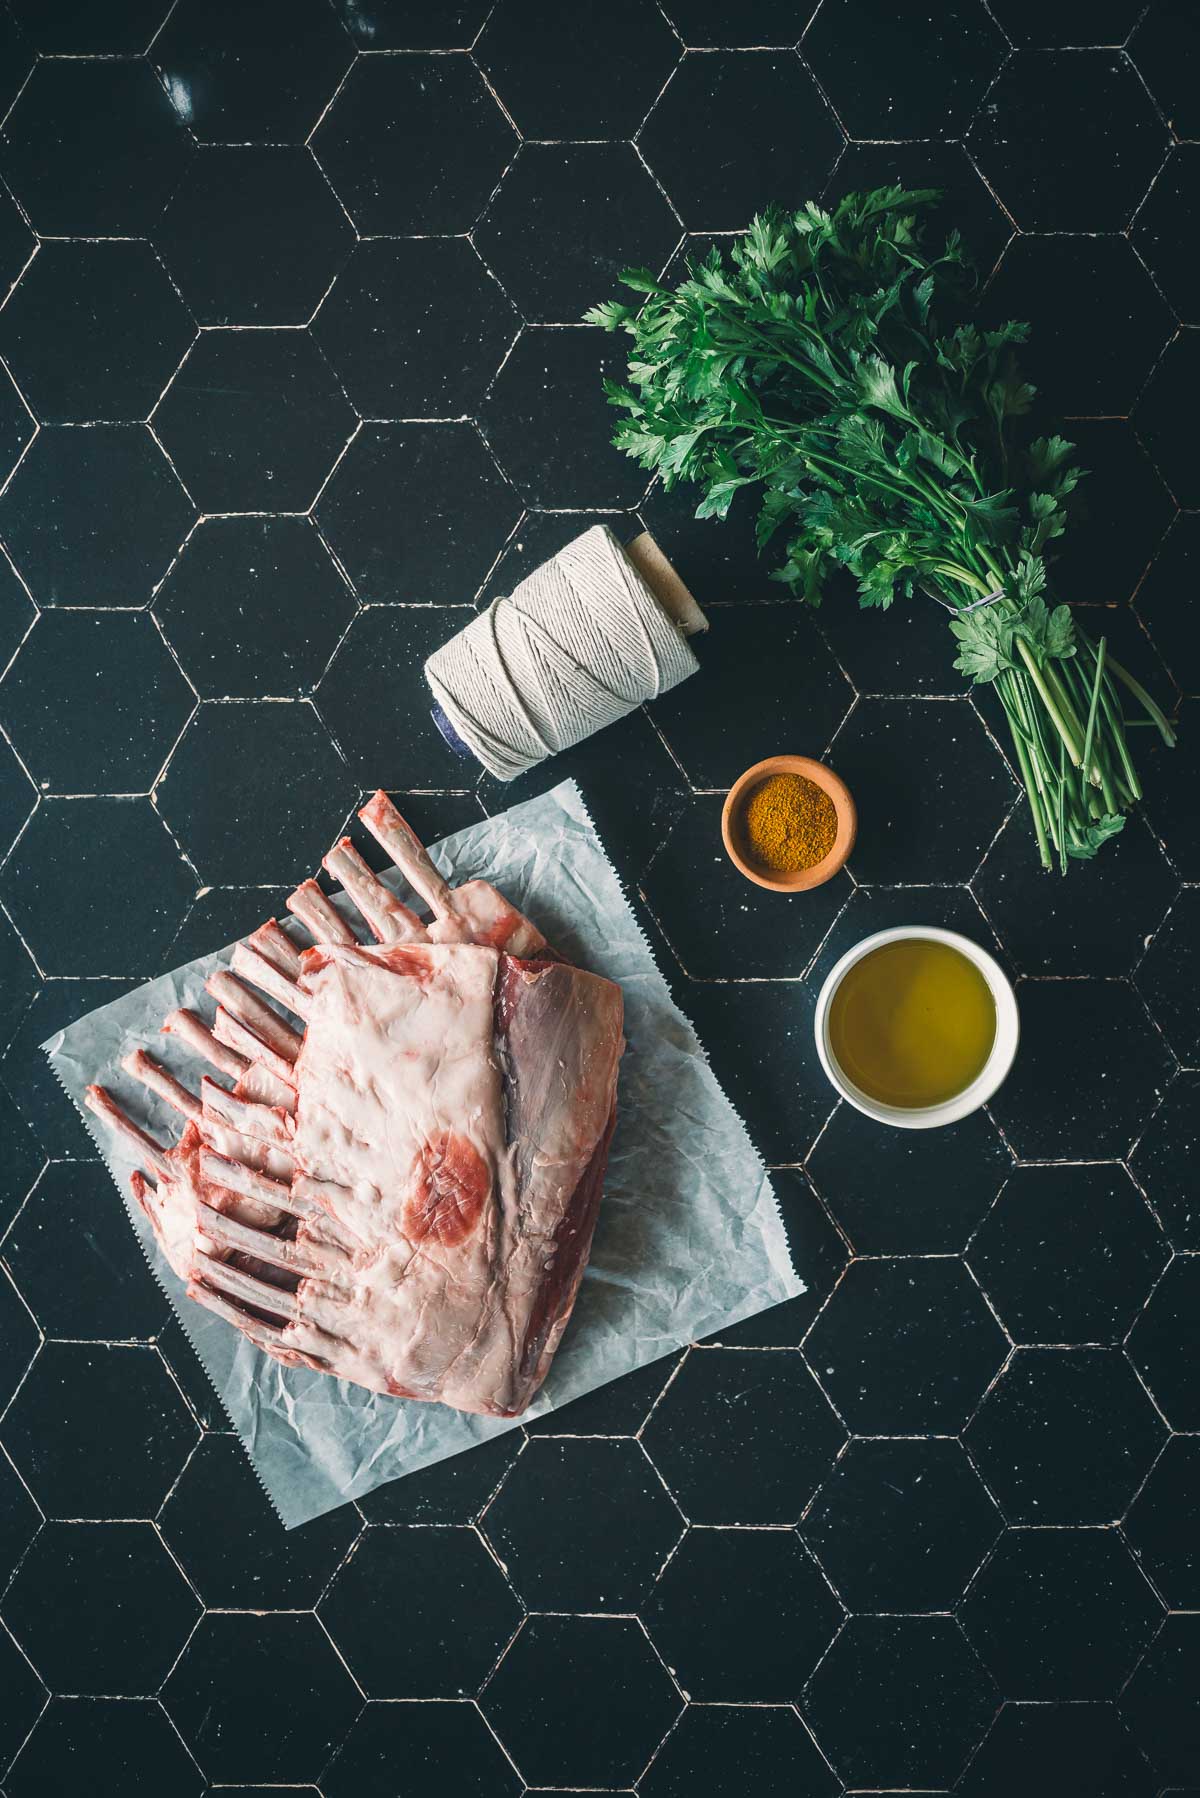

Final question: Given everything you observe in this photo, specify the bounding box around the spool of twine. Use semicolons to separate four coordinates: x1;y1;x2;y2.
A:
425;524;704;782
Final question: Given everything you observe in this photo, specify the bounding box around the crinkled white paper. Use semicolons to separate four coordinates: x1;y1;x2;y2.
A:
45;781;802;1527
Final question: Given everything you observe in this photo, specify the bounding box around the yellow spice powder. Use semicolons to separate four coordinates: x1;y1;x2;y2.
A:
743;772;838;873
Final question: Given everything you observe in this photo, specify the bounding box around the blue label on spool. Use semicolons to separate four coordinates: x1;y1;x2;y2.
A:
429;701;475;761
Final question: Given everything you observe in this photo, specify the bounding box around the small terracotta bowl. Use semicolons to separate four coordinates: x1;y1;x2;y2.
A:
721;754;857;893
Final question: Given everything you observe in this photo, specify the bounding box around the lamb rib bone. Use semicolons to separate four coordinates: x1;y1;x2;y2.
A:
87;791;623;1417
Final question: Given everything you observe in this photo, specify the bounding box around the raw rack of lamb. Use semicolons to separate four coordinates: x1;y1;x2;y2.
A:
86;792;625;1419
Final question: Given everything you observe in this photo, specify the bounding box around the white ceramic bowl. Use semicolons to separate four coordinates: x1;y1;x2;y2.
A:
813;926;1020;1130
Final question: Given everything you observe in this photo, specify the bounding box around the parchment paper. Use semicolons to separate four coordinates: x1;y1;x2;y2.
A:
45;781;802;1527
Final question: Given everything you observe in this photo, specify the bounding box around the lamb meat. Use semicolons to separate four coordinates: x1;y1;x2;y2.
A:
86;793;624;1418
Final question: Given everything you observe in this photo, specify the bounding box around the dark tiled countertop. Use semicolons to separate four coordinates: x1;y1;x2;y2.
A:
0;2;1198;1793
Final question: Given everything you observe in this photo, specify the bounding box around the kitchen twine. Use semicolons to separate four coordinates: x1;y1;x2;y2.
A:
425;524;700;782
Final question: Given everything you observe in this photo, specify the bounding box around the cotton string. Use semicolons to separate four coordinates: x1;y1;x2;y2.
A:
425;524;700;782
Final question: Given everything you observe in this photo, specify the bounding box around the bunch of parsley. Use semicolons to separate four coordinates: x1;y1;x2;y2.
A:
586;188;1175;871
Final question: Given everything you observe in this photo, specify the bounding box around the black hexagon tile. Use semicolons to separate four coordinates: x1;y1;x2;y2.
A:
0;979;138;1161
711;1169;848;1349
975;808;1177;977
162;1611;362;1786
808;1101;1009;1255
968;51;1168;232
642;796;850;980
1136;513;1200;692
1053;420;1175;611
4;1697;204;1798
0;729;37;857
0;242;193;426
0;547;34;672
316;424;519;600
0;1263;38;1415
153;1313;225;1434
968;1162;1168;1344
0;425;195;610
645;1527;840;1701
1128;1255;1200;1431
1121;1613;1200;1789
331;0;490;48
659;0;808;43
805;0;1005;137
524;1348;683;1439
0;612;193;794
638;52;842;232
3;1162;166;1341
1;1341;197;1519
0;1444;39;1586
482;1439;681;1610
477;143;679;326
483;328;649;509
960;1526;1162;1698
312;54;515;235
638;481;784;605
358;1430;522;1525
1125;1435;1200;1609
315;608;478;788
803;1437;1001;1613
640;1348;846;1524
480;1614;681;1789
159;1433;357;1610
155;146;353;328
648;604;853;788
817;585;970;698
639;1702;837;1798
0;358;34;481
1137;330;1200;510
153;0;354;143
7;0;170;52
2;1521;199;1697
684;976;830;1165
1137;887;1200;1066
155;517;354;699
825;141;1012;278
1143;699;1200;879
834;698;1015;884
319;1526;519;1698
0;797;194;977
966;1347;1166;1524
0;999;39;1193
153;330;355;514
1129;3;1200;139
988;978;1173;1161
314;240;517;421
478;0;679;135
957;1701;1155;1798
0;1623;45;1782
803;1614;997;1790
155;699;356;885
985;234;1173;418
1133;146;1200;326
1131;1074;1200;1248
0;59;190;239
804;1256;1007;1435
0;181;34;301
322;1700;521;1798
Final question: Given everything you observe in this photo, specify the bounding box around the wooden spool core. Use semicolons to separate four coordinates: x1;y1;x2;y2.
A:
623;531;709;637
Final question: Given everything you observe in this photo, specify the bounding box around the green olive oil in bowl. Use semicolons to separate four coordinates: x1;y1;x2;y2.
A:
815;927;1019;1129
828;938;995;1107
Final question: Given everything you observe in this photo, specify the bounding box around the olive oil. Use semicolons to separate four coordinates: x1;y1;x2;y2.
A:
828;937;996;1109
